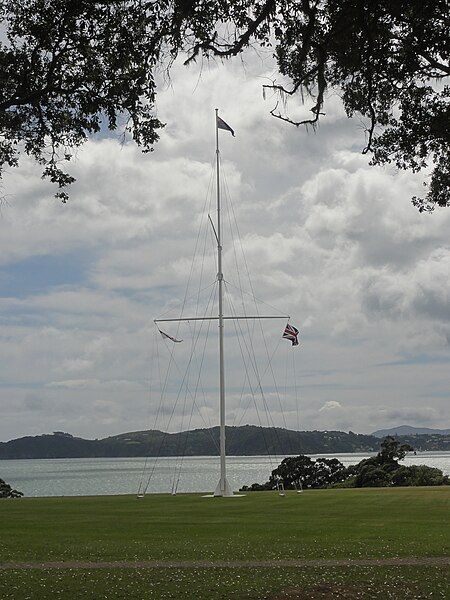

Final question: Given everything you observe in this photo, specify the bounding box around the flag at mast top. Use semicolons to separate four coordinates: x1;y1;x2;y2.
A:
217;114;235;137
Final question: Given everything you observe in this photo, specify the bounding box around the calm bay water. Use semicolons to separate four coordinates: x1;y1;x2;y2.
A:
1;452;449;497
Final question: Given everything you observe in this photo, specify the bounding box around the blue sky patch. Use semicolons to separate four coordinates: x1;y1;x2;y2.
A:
0;252;91;298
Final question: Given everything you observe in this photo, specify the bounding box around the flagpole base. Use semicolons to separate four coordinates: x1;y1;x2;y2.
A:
213;477;233;497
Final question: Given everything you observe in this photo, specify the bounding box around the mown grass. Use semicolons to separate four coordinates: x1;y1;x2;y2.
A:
1;487;449;564
0;566;449;599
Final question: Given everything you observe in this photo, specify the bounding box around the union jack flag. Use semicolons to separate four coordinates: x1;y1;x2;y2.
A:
282;323;299;346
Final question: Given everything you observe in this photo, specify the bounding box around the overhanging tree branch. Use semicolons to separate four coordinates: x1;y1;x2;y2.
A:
0;0;448;209
184;0;276;64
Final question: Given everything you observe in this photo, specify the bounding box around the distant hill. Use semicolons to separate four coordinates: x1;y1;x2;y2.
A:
372;425;450;437
0;426;449;459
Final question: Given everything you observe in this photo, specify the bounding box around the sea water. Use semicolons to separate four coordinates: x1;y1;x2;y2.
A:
1;452;449;497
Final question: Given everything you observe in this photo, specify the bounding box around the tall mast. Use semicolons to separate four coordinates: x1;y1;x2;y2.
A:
153;111;289;498
214;108;232;497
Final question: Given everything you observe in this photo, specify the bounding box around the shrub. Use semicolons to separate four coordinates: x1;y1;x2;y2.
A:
392;465;450;487
240;482;270;492
0;478;23;498
354;465;392;488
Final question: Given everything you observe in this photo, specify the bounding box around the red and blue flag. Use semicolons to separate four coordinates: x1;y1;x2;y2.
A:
282;323;299;346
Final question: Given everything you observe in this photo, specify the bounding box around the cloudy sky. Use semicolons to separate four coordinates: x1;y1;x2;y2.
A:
1;52;449;442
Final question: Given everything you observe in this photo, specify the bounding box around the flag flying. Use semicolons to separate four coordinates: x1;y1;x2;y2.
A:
217;115;235;137
158;329;183;343
282;323;299;346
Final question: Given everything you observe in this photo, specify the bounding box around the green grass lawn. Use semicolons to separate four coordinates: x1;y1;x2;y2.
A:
1;566;449;599
1;488;449;563
1;488;449;598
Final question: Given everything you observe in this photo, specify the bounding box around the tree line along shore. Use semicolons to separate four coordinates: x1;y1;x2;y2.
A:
1;426;449;460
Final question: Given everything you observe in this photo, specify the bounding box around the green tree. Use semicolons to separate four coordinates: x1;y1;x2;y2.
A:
354;464;392;487
0;0;164;202
0;477;23;498
1;1;448;209
344;437;450;488
392;465;449;487
269;455;316;489
308;457;348;488
378;436;414;464
241;455;346;490
345;436;413;486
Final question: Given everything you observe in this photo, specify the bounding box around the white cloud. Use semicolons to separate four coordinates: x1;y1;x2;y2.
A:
319;401;343;412
0;54;449;440
46;379;142;391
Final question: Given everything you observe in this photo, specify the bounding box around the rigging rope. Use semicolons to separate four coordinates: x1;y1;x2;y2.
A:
223;283;278;471
143;282;219;495
137;325;159;497
139;150;301;496
140;156;218;496
173;297;216;494
222;167;291;460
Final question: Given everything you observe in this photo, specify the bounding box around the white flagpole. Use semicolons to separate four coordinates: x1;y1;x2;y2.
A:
149;113;289;498
214;108;232;497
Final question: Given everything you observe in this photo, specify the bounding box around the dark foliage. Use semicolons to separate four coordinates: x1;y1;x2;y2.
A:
241;436;449;490
377;435;413;463
1;1;448;208
269;455;347;489
0;0;164;202
0;426;381;459
392;465;450;487
352;462;450;488
240;455;347;491
0;477;23;498
1;427;449;459
345;436;449;488
345;436;413;479
353;464;393;488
